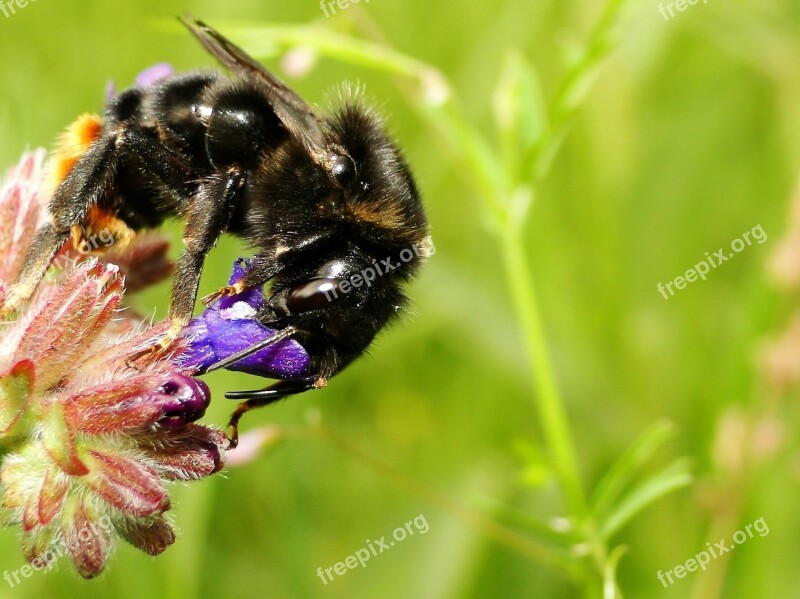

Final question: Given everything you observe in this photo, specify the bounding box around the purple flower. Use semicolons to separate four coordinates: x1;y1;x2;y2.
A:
179;258;310;378
135;63;175;88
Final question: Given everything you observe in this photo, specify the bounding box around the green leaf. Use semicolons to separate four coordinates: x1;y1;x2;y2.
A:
0;360;34;439
590;420;676;521
492;50;548;176
598;458;693;540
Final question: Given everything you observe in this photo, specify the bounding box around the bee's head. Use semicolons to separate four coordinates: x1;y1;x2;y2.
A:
319;99;428;249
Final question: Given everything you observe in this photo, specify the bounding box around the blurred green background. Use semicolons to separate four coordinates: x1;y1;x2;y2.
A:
2;0;800;598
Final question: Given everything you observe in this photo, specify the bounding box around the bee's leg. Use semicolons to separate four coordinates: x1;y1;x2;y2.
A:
2;225;70;313
115;125;195;193
170;169;247;328
49;132;121;226
200;250;284;305
201;232;336;305
225;376;326;448
200;280;250;305
3;119;196;318
128;169;246;366
51;123;194;230
200;266;278;306
1;133;120;315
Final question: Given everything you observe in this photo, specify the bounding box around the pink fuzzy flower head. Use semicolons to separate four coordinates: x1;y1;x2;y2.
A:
0;151;226;578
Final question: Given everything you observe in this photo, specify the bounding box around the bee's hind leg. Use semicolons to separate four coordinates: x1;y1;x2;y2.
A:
1;224;70;316
1;130;122;316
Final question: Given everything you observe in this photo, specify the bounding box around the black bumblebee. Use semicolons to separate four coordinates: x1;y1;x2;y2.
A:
3;18;430;445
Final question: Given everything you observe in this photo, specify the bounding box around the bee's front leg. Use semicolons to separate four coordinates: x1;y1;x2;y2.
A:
225;376;326;449
200;281;246;305
128;170;246;366
201;232;337;308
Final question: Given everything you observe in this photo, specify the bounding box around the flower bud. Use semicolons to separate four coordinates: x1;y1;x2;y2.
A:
155;374;211;429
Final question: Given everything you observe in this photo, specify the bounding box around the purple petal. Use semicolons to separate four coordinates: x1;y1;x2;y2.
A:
177;258;310;379
180;310;309;378
135;63;174;89
219;258;264;311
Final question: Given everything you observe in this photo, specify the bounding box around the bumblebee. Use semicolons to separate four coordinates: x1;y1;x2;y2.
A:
3;18;430;445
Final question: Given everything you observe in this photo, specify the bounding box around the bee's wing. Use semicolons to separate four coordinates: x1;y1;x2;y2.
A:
181;16;329;163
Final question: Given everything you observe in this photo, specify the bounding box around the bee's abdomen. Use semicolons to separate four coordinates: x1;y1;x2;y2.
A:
49;113;105;194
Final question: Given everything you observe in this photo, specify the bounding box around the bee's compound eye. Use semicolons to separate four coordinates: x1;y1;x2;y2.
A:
330;154;356;184
287;278;344;312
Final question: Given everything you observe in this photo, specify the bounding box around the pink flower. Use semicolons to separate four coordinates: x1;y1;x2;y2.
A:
0;149;47;290
0;151;226;578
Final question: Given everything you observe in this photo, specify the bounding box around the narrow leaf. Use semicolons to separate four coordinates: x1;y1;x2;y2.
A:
591;420;676;521
492;49;548;167
599;458;693;540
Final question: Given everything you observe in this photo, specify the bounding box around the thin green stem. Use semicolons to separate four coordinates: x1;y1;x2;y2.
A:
502;232;588;517
286;421;583;578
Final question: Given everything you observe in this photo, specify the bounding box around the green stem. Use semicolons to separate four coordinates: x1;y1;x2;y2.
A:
289;421;582;577
502;232;587;518
159;480;218;599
